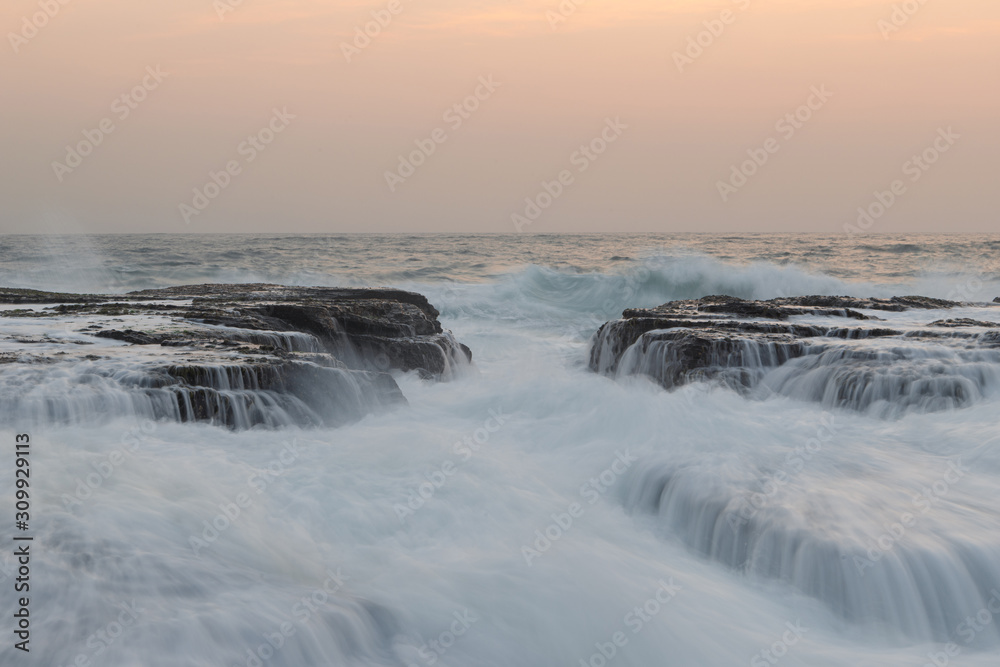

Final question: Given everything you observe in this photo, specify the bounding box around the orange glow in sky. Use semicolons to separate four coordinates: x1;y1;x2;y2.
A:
1;0;997;233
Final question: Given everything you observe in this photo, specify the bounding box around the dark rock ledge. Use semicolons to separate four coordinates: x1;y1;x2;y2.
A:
590;295;1000;416
0;284;471;428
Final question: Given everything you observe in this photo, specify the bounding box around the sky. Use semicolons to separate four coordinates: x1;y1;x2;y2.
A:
0;0;997;234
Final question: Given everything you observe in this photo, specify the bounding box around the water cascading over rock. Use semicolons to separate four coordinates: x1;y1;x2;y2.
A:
590;294;1000;417
0;284;472;429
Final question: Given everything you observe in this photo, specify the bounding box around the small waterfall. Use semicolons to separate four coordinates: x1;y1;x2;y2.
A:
615;331;806;391
324;330;473;380
216;327;324;353
621;461;1000;646
590;318;1000;417
0;360;405;430
759;346;1000;417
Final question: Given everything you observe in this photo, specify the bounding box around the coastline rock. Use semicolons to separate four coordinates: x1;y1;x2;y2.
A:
0;284;471;429
590;295;1000;417
929;318;1000;328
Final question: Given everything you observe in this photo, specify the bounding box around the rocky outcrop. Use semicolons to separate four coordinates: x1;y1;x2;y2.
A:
0;284;470;429
590;295;1000;417
929;318;1000;328
0;287;104;304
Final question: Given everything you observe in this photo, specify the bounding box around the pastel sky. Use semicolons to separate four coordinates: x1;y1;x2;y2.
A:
1;0;997;234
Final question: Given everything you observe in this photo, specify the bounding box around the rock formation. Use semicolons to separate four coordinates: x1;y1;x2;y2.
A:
590;295;1000;417
0;284;471;429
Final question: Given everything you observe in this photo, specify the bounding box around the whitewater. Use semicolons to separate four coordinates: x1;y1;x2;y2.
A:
1;233;999;667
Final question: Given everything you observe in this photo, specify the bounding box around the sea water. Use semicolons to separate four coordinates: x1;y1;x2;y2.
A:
0;233;998;667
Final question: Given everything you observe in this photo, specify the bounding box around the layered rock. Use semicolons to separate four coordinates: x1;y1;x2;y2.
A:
590;295;1000;417
0;284;470;429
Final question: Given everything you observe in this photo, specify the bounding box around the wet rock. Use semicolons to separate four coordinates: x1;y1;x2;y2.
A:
0;288;102;304
149;361;405;428
0;284;471;429
590;295;1000;417
94;329;164;345
2;283;469;379
929;318;1000;328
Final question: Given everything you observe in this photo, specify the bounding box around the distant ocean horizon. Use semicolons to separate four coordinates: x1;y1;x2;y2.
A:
3;232;998;296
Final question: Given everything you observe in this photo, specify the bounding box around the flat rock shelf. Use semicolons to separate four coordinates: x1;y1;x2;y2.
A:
0;284;472;429
590;294;1000;418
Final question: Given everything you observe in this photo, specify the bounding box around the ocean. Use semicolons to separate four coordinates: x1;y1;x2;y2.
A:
1;233;999;667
